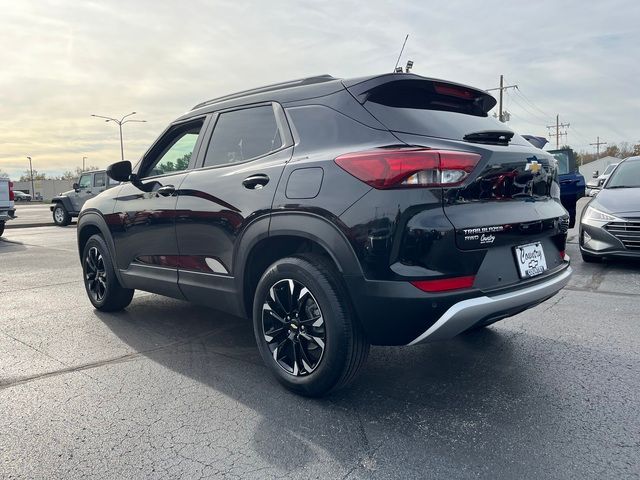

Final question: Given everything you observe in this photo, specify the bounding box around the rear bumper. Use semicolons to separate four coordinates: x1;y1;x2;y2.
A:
0;209;16;221
407;266;572;345
344;263;571;346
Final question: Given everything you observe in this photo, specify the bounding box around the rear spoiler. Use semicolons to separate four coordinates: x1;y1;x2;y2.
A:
342;73;497;115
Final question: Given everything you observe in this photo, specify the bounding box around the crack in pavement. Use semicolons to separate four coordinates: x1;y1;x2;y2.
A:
564;285;639;298
0;329;216;390
0;328;264;390
0;279;81;294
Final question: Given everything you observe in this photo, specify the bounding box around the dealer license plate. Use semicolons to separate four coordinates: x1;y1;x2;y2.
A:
514;242;547;278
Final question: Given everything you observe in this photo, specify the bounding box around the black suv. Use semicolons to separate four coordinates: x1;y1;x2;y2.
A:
77;73;571;396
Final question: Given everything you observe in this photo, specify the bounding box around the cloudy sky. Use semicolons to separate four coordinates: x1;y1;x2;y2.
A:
1;0;638;178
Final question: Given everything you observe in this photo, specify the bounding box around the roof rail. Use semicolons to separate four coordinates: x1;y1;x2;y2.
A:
191;74;337;110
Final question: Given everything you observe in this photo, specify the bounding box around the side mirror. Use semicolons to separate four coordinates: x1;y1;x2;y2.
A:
592;171;599;178
73;182;80;191
107;160;132;182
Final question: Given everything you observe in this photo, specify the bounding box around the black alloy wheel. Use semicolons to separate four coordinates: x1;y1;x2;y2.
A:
262;278;326;376
85;246;107;303
82;234;134;311
253;254;369;397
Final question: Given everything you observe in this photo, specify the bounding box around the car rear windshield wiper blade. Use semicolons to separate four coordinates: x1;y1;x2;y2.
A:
463;130;514;146
607;185;638;189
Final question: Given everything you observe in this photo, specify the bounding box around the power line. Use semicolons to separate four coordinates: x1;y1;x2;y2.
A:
506;91;550;125
513;86;553;120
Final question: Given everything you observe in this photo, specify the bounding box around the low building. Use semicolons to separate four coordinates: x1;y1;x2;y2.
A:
579;156;621;180
12;179;75;202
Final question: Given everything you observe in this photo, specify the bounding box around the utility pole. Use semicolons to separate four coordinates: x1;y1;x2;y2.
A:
546;114;570;149
486;75;517;122
26;156;35;197
589;137;607;158
82;156;87;171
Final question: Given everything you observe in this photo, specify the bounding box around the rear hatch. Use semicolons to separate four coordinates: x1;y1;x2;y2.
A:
344;75;568;286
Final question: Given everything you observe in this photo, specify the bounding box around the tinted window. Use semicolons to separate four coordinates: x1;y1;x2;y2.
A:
78;174;91;189
94;172;106;187
203;106;282;167
364;83;529;145
144;121;203;177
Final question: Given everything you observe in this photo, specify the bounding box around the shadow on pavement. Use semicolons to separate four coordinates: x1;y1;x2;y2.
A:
90;293;629;477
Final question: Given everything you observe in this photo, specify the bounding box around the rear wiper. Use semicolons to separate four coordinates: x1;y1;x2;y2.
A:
463;130;514;146
607;185;637;189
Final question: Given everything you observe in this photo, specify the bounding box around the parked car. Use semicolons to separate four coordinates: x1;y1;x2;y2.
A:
580;156;640;262
549;148;585;227
521;137;585;228
0;177;16;236
50;170;118;226
13;191;32;202
586;162;619;196
77;73;572;396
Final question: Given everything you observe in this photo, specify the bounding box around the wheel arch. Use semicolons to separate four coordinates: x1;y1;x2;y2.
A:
51;196;75;214
77;211;124;284
235;212;363;319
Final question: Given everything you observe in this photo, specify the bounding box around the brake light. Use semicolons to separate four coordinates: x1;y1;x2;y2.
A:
433;83;476;100
560;250;565;260
411;275;476;292
8;181;14;201
335;148;480;189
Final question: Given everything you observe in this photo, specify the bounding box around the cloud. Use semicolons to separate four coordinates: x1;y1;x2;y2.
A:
0;0;638;177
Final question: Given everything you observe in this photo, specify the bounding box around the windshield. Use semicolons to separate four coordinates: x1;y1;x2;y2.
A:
606;161;640;188
603;163;618;175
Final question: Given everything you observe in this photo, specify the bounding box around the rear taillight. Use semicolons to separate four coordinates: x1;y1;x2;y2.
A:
411;275;476;292
335;148;480;189
8;181;14;201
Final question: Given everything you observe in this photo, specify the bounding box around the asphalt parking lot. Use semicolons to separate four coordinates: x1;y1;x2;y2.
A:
0;201;638;479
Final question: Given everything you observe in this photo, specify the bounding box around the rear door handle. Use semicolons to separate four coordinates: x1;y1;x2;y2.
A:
242;174;270;190
156;185;176;197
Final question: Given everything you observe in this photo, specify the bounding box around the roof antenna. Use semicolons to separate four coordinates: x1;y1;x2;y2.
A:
393;34;409;73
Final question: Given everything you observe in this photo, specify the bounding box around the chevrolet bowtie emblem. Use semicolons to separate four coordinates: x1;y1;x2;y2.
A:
525;160;542;174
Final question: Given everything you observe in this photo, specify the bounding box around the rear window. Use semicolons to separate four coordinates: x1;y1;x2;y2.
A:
363;83;529;145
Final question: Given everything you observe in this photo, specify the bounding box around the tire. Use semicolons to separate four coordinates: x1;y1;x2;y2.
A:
0;221;4;237
82;234;134;311
252;254;369;397
581;251;601;263
52;203;71;226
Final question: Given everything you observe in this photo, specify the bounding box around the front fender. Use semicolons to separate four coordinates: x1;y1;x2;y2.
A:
50;196;75;214
77;210;124;285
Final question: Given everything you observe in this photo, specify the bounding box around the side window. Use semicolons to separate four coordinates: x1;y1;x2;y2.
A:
108;176;120;186
203;105;282;168
78;174;92;189
94;172;106;187
142;120;204;178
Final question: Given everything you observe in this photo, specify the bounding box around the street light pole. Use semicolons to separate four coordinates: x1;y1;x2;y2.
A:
26;156;35;197
91;112;146;161
82;156;87;171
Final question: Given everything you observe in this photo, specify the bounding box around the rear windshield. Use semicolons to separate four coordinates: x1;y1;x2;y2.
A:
363;84;529;146
552;151;571;175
